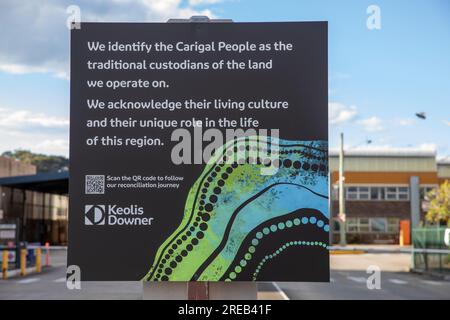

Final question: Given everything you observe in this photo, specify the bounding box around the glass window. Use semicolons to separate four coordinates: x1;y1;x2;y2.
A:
386;187;397;200
398;187;409;200
359;218;370;232
370;187;380;200
420;187;436;200
398;193;408;200
370;218;387;232
359;187;370;200
387;218;399;233
346;187;358;200
379;188;386;200
346;218;358;232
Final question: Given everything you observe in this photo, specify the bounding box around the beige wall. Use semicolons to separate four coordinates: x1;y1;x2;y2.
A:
330;156;437;173
437;163;450;180
0;156;36;178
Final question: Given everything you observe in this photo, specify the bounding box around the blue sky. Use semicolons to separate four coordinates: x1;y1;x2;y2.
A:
0;0;449;157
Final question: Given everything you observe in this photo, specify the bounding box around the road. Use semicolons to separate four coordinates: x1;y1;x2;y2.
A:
0;250;449;300
278;270;450;300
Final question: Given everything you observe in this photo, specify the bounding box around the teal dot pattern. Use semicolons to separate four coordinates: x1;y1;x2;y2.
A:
252;240;328;281
224;215;329;281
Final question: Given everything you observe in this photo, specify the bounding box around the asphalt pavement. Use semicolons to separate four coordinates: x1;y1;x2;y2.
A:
0;249;449;300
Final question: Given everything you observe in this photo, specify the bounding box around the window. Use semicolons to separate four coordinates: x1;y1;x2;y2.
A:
386;187;398;200
420;186;436;200
359;218;370;232
398;187;409;200
359;187;370;200
371;187;381;200
387;218;399;233
343;217;400;234
347;187;358;200
346;218;358;232
370;218;387;232
345;186;409;201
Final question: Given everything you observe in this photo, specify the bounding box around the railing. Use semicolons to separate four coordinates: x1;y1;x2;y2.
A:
412;227;450;274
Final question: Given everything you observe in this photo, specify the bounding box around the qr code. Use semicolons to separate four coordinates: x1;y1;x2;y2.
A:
85;175;105;194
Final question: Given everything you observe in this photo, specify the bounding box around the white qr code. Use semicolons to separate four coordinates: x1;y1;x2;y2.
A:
85;175;105;194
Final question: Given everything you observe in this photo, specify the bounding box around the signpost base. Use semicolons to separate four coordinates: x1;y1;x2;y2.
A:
143;282;257;300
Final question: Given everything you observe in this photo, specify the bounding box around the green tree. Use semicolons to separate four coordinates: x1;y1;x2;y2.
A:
425;180;450;226
2;150;68;173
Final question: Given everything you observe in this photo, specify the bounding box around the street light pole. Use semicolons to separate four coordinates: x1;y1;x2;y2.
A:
338;132;347;246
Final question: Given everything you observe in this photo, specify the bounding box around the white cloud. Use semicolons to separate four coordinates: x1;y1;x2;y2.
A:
0;129;69;156
35;139;69;155
0;0;215;79
418;143;438;152
398;118;416;126
189;0;224;5
443;120;450;127
0;107;69;156
358;116;384;132
329;102;358;125
0;108;69;129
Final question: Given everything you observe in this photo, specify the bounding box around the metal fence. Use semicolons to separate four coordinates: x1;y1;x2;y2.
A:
412;227;450;274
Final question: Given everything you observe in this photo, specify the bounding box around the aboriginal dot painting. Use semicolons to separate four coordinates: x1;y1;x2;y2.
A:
144;136;329;282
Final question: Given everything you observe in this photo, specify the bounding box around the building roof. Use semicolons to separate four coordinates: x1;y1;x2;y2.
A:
0;171;68;194
438;157;450;165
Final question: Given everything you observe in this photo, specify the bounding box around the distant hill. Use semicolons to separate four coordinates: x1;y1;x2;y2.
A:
2;150;68;173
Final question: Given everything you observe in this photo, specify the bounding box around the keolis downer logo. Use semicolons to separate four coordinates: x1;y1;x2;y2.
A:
84;204;154;226
84;205;106;225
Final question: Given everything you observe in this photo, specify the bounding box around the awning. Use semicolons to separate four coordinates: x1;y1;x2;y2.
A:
0;171;69;194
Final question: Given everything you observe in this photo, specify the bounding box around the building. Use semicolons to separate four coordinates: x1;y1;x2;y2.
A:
0;156;68;245
438;157;450;184
330;149;450;244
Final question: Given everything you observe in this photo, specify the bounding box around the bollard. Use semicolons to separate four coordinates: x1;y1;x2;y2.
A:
35;248;42;273
2;250;8;279
45;242;50;267
20;249;27;276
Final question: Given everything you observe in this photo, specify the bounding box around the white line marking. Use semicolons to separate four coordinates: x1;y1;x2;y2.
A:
330;278;336;283
272;282;290;300
54;277;67;283
347;276;366;283
388;279;408;285
17;278;40;284
421;280;443;286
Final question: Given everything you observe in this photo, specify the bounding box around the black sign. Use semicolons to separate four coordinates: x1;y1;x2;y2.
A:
69;22;329;281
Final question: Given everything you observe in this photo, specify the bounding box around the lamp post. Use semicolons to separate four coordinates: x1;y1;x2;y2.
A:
338;132;347;246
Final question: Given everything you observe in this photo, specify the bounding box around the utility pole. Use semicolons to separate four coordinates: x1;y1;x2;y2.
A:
338;132;347;246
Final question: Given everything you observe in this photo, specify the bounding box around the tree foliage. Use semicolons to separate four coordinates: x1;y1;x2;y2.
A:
425;180;450;226
2;150;68;173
